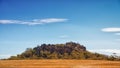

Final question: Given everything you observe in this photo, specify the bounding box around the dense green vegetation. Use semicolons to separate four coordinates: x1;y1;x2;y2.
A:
8;42;120;60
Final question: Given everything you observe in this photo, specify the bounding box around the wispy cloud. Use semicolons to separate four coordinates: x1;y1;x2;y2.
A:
101;27;120;32
0;18;68;25
59;35;69;39
89;49;120;56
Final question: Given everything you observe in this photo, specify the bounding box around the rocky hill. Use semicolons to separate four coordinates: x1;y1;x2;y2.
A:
8;42;119;60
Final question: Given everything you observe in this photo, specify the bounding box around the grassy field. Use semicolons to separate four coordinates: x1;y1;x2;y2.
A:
0;60;120;68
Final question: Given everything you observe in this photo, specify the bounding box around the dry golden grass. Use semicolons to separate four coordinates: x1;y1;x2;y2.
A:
0;60;120;68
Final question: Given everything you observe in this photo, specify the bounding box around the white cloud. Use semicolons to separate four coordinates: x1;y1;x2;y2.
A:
0;20;21;24
0;18;68;25
0;54;12;59
59;35;69;39
101;27;120;32
89;49;120;56
38;18;68;23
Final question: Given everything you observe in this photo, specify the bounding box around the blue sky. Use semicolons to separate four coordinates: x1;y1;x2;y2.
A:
0;0;120;59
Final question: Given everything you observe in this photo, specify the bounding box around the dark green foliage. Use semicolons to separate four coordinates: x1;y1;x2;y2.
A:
8;42;120;60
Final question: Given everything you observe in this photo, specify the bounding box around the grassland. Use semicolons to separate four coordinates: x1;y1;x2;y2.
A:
0;60;120;68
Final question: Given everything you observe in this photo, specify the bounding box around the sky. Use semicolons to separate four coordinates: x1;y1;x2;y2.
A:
0;0;120;59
